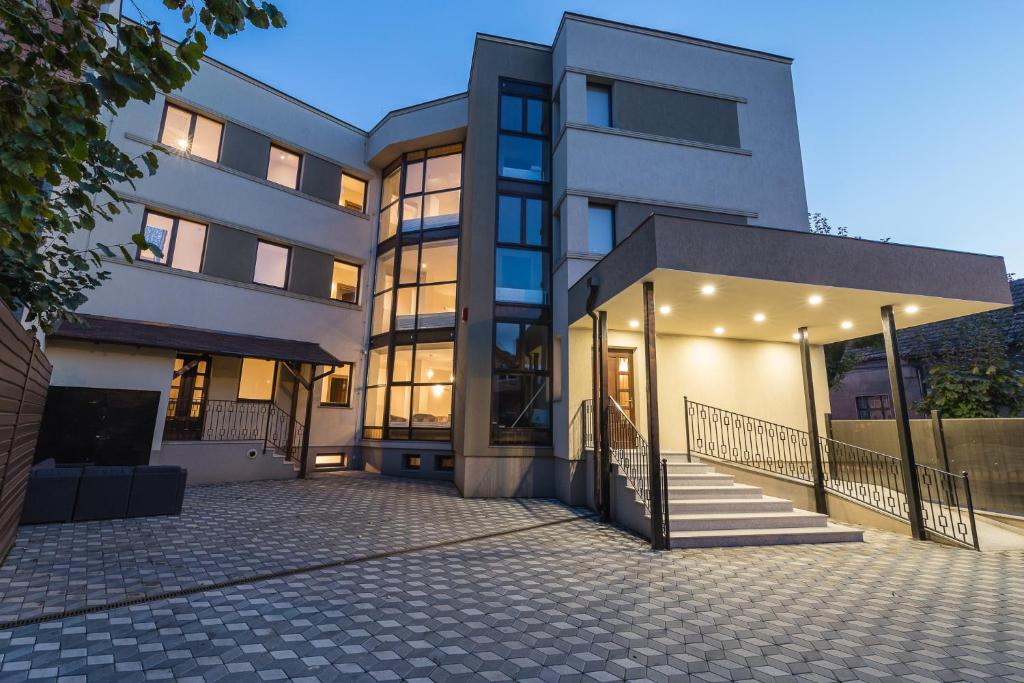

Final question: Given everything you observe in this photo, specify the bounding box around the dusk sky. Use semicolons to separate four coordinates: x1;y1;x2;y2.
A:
127;0;1024;275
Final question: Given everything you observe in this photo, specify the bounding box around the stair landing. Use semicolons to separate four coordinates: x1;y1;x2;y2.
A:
661;453;863;549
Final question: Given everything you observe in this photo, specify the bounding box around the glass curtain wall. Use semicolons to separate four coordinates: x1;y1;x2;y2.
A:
491;80;552;445
363;144;463;441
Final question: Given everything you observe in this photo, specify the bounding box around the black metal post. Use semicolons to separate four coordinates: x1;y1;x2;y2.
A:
683;396;692;463
963;470;981;551
298;364;314;479
590;318;603;513
661;458;671;549
881;305;926;540
798;327;828;514
932;409;956;501
642;281;666;550
823;412;837;480
597;311;611;522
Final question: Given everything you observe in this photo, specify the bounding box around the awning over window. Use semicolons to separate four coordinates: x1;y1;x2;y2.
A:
51;314;341;366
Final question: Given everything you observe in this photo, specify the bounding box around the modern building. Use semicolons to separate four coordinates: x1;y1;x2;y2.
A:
39;11;1013;547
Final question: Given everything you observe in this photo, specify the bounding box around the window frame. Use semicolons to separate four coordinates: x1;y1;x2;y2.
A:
330;259;361;304
586;82;613;127
319;362;355;407
587;202;616;255
236;357;278;402
266;143;303;190
252;239;292;290
340;172;368;213
158;102;224;162
497;83;550;184
136;209;208;273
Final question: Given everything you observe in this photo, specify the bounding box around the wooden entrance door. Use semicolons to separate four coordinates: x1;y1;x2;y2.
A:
164;354;210;440
606;348;636;422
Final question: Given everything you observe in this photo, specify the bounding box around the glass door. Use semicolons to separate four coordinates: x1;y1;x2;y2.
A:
164;354;210;440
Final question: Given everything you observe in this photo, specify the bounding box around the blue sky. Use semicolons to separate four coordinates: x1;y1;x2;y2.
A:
127;0;1024;275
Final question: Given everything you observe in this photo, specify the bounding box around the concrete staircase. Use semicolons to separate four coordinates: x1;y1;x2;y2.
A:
661;452;863;549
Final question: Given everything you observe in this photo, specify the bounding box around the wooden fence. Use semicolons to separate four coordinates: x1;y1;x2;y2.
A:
0;303;51;564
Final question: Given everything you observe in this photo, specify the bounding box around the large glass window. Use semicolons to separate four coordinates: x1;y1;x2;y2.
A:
363;144;463;441
238;358;276;401
267;145;301;189
586;83;612;127
253;241;289;288
320;363;353;406
340;173;367;212
498;87;548;182
330;260;359;304
498;136;547;182
139;210;207;273
495;248;547;305
160;103;222;162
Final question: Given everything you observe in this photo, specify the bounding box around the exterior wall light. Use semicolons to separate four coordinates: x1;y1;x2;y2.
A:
629;319;640;329
753;312;766;323
713;326;725;335
840;320;853;329
701;285;716;295
808;294;823;305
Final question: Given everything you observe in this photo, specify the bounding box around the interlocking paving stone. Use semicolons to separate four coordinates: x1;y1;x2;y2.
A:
0;473;1021;682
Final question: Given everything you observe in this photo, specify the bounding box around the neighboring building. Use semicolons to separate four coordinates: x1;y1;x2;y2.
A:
39;8;1012;531
830;278;1024;419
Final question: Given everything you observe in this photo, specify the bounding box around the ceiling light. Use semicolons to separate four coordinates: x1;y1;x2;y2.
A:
431;384;444;397
753;312;766;323
840;320;853;330
629;320;640;329
713;326;725;335
905;304;920;314
808;294;823;306
701;284;716;296
659;305;671;315
792;332;802;341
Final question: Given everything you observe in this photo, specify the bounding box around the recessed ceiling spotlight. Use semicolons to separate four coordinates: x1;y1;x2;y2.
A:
808;294;823;306
659;305;672;315
713;326;725;335
701;284;716;296
840;320;854;330
629;319;640;329
905;304;920;314
753;312;766;323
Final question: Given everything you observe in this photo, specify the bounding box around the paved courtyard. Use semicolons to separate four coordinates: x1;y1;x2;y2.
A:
0;473;1022;682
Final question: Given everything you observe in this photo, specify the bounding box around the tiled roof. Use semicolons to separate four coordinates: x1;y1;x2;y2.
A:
851;278;1023;363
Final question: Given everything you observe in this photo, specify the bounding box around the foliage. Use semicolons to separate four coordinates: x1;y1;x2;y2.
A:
915;315;1024;418
0;0;285;330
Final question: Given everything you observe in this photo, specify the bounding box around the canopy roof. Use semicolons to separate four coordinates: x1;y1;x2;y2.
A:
568;215;1012;345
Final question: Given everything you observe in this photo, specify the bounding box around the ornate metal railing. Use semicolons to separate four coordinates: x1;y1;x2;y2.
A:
818;437;907;520
265;403;305;463
570;399;594;459
916;464;980;550
164;399;305;463
607;397;652;513
684;398;814;483
199;400;271;441
685;396;980;550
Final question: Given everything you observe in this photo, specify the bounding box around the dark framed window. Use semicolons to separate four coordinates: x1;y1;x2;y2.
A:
138;210;207;273
495;248;548;305
856;395;894;420
586;83;612;127
267;144;301;189
237;358;277;401
331;260;360;304
436;454;454;472
253;240;290;288
587;203;615;254
320;363;354;407
160;103;223;162
403;453;421;470
340;173;367;212
498;83;549;182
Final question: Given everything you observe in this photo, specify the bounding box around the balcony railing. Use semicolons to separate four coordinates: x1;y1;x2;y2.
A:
164;399;304;462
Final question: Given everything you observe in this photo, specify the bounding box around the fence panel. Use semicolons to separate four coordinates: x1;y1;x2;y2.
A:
0;303;52;564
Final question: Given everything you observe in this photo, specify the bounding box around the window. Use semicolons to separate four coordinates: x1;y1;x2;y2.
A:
401;147;462;233
497;195;547;246
253;241;289;288
856;395;894;420
238;358;276;401
267;145;301;189
379;341;454;440
139;210;207;273
494;322;548;371
331;260;359;303
495;248;547;304
586;84;612;127
587;204;615;254
498;136;548;182
340;173;366;212
160;103;222;162
498;87;548;181
314;453;348;470
492;374;551;443
436;454;454;472
320;363;353;406
403;454;421;470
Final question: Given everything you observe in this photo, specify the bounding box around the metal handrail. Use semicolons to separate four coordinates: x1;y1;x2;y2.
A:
571;399;595;459
606;396;652;514
685;396;980;550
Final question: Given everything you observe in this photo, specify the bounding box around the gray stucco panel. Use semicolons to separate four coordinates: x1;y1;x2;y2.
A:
288;246;334;299
299;155;342;205
612;81;741;148
202;223;258;283
219;121;272;179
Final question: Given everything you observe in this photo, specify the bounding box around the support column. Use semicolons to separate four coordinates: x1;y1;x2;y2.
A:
881;305;926;540
798;327;828;514
298;364;314;479
590;317;602;512
597;311;611;522
642;282;666;550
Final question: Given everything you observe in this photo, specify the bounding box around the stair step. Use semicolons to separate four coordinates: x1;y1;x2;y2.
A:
664;464;715;476
669;523;864;549
669;511;828;532
666;473;735;486
668;496;794;514
667;483;763;498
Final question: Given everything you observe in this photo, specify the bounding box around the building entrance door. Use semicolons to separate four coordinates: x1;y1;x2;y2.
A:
606;348;636;422
164;354;211;440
